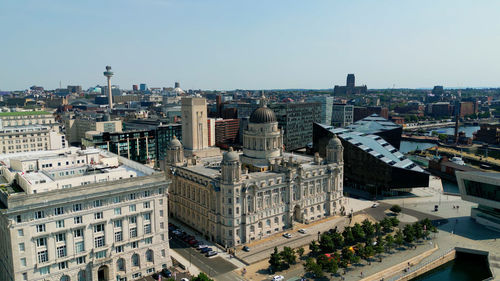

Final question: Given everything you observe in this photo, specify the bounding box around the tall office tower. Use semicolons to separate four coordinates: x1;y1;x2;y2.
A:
181;97;220;157
140;84;147;92
132;85;139;91
174;82;180;89
332;103;354;127
0;147;172;281
346;74;355;89
307;96;334;125
103;66;114;109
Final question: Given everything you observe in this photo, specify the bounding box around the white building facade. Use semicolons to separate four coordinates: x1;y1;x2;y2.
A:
0;148;171;281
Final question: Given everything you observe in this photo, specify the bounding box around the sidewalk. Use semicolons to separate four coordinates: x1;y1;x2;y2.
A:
170;249;201;276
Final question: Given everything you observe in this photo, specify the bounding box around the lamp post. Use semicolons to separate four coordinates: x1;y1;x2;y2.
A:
317;231;321;241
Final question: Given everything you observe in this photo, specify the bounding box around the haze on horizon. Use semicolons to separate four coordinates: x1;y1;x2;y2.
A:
1;0;499;91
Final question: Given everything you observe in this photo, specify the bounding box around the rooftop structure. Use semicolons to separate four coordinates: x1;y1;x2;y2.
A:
103;66;114;109
346;114;402;149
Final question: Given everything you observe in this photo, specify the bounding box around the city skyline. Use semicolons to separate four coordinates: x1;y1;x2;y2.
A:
1;0;500;91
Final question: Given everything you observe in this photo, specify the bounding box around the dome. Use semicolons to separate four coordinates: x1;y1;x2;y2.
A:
168;135;182;148
328;134;342;148
223;147;240;162
249;106;277;124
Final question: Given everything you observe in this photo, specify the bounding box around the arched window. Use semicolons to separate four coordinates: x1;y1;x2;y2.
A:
117;258;125;271
132;253;140;267
61;275;70;281
274;217;279;224
78;271;85;281
146;249;154;263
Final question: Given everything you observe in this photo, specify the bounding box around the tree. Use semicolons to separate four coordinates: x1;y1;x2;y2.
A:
191;273;214;281
390;205;402;214
375;236;385;255
332;232;344;249
362;219;375;238
297;247;305;257
385;234;394;252
341;246;354;265
309;240;320;257
414;222;424;240
280;247;296;266
395;230;404;247
269;247;282;272
325;258;339;273
342;226;355;246
381;218;393;233
319;233;335;253
305;258;323;277
364;245;375;261
403;224;416;244
352;223;366;243
390;217;400;228
374;222;382;236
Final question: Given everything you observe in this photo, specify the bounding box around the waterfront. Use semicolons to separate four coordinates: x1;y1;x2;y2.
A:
410;253;491;281
428;126;480;137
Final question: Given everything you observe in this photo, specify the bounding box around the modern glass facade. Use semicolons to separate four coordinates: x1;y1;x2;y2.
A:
464;179;500;202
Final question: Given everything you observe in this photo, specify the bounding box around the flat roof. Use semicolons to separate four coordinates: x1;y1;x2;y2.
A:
0;111;52;116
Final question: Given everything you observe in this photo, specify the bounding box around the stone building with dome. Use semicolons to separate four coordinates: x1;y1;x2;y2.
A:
165;99;346;247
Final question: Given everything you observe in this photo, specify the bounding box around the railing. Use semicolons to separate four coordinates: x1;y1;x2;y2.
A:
387;247;455;281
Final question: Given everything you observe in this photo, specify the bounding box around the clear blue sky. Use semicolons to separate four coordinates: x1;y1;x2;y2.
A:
1;0;499;91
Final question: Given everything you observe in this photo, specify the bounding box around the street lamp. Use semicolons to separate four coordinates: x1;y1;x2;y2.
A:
317;231;321;241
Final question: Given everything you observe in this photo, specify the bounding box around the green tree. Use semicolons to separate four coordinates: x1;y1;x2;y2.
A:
325;258;339;273
280;246;296;265
375;236;385;254
374;222;382;236
364;245;375;261
381;218;393;233
191;272;214;281
297;247;305;257
395;230;404;247
390;205;402;214
385;234;394;252
304;258;323;277
332;232;344;249
319;233;335;253
269;247;282;272
403;224;416;244
362;219;375;238
342;226;355;245
352;223;366;243
341;246;354;265
414;222;424;240
309;240;320;257
390;217;400;228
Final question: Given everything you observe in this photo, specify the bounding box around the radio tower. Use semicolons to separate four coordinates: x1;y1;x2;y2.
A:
103;66;114;109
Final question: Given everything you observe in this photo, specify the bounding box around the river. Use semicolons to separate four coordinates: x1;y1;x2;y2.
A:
400;126;480;154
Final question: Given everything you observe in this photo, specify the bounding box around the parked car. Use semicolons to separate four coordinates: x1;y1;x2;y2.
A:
197;244;209;250
188;239;199;246
298;229;306;234
201;247;212;254
243;246;250;252
161;268;172;277
272;275;284;281
181;278;190;281
283;233;292;238
206;251;218;257
372;203;379;208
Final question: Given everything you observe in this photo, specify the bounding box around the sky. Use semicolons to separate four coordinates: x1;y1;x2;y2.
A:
1;0;499;91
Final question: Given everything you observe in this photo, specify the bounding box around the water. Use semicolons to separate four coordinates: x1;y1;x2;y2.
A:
411;253;491;281
400;141;436;154
428;126;480;137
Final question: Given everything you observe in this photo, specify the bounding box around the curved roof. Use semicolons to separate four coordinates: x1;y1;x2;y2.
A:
168;135;182;148
249;106;277;124
328;134;342;148
223;147;239;162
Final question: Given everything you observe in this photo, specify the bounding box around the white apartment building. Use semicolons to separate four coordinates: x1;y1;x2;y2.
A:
332;104;354;128
0;111;68;154
0;147;171;281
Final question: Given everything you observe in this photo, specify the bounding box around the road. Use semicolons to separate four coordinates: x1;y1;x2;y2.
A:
169;238;240;280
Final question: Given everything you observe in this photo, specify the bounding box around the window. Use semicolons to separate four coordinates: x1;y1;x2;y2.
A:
57;245;67;258
94;212;103;220
130;228;137;238
143;213;151;221
35;211;45;219
143;201;150;209
20;258;26;267
75;241;84;253
159;199;163;205
132;254;140;266
18;229;24;237
74;229;83;238
114;220;122;228
161;249;166;257
129;205;136;212
132;273;142;279
38;250;48;263
55;207;64;215
159;210;164;217
144;224;151;234
144;237;152;244
22;273;28;280
95;250;106;259
129;193;136;200
94;236;105;248
16;215;22;223
160;222;164;229
76;256;86;264
58;261;68;270
19;243;25;252
144;190;151;197
114;207;121;215
73;203;82;212
147;268;155;274
39;266;50;275
36;237;46;247
74;216;82;224
117;258;125;271
56;220;65;228
36;224;46;232
56;233;66;242
93;200;102;208
115;231;123;242
131;241;138;248
93;224;105;233
129;216;137;224
115;245;124;253
113;196;121;204
146;249;154;262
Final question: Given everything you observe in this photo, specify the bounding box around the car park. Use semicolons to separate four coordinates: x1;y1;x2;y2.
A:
283;233;292;238
206;251;218;257
243;246;250;252
188;239;198;246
